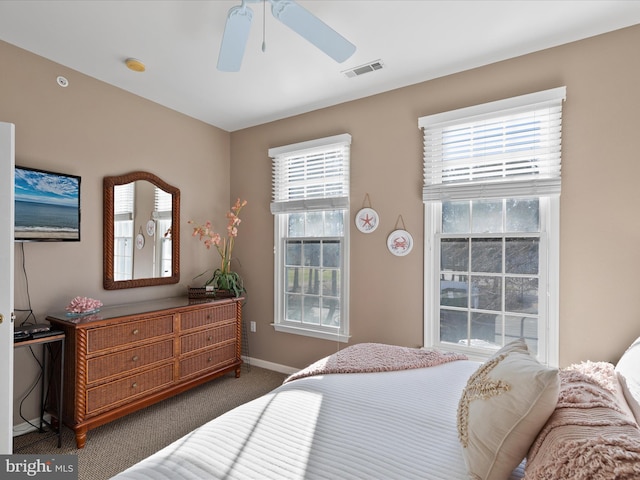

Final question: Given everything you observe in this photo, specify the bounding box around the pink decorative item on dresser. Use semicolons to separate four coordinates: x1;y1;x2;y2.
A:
65;296;103;315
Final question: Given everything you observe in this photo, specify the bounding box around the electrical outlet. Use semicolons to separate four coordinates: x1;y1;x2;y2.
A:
250;321;256;333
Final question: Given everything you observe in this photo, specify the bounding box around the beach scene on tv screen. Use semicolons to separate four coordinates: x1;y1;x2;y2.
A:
15;168;80;240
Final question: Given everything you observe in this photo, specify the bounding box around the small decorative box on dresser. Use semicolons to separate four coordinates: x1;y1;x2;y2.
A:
46;296;243;448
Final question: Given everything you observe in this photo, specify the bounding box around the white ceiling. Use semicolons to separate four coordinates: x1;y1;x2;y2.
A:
1;1;640;132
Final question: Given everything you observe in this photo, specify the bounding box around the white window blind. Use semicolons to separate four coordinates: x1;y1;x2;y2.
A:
154;187;172;219
114;183;134;220
269;133;351;214
420;87;566;202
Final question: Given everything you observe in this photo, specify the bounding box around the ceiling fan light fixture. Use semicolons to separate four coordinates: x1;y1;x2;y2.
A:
125;58;146;72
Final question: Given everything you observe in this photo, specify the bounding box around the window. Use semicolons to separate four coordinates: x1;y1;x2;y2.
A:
269;134;351;342
113;182;134;281
154;187;173;277
420;87;565;366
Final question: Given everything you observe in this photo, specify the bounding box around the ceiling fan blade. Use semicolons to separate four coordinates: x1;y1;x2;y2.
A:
271;0;356;63
217;4;254;72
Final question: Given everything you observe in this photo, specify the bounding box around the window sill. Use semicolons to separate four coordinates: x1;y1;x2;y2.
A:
429;342;552;367
426;343;493;362
272;324;350;343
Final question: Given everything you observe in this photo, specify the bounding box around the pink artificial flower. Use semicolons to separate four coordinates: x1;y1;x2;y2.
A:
189;199;247;275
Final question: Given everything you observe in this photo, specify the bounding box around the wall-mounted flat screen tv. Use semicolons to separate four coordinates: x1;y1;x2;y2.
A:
14;166;81;242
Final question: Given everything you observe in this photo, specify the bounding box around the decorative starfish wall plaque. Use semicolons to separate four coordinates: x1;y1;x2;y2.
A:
457;353;512;447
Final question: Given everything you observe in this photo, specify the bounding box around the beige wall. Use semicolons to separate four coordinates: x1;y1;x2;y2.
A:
231;24;640;370
4;24;640;424
0;40;231;424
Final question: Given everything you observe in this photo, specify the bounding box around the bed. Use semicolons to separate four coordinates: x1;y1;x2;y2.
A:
113;340;640;480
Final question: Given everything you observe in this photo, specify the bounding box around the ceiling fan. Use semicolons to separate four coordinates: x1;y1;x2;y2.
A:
217;0;356;72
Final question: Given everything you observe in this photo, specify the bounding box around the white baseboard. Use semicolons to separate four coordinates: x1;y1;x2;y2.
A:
242;356;299;375
13;414;51;437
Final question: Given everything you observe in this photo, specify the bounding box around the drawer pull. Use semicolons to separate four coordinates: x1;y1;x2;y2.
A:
207;357;212;362
207;336;213;342
131;382;138;389
207;314;212;320
132;355;139;362
132;329;139;335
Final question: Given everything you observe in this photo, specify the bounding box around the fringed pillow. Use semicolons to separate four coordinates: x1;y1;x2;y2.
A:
525;361;640;480
457;340;559;480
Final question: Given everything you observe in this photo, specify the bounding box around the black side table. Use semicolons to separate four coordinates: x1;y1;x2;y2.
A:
14;331;65;448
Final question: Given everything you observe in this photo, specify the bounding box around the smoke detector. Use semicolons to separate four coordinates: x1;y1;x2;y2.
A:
125;58;146;72
342;60;384;78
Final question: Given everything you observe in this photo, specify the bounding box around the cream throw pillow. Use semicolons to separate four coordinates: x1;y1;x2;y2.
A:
457;341;560;480
615;336;640;424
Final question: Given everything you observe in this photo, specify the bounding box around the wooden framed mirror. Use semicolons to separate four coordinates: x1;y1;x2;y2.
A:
104;171;180;289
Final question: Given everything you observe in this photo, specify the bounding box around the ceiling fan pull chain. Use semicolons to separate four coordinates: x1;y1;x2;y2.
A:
262;0;266;52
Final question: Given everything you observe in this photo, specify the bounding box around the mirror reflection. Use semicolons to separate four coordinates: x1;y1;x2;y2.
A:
104;172;180;289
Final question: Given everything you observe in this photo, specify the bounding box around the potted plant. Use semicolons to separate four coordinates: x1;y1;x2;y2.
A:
189;198;247;298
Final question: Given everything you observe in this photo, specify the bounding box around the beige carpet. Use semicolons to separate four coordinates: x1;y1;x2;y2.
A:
13;366;287;480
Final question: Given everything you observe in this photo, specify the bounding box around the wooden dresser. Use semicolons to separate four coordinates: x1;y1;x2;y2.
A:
46;296;243;448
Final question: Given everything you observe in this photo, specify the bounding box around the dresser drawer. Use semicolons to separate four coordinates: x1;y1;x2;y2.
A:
87;339;175;384
181;303;236;331
86;364;173;415
87;316;174;353
179;342;236;379
180;322;236;355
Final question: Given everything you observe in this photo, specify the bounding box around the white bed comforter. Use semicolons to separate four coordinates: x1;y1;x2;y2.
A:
113;360;525;480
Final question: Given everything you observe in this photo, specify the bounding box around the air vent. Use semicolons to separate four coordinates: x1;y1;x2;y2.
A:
343;60;384;78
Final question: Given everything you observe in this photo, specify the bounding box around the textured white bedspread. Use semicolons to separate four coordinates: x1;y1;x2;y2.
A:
113;360;525;479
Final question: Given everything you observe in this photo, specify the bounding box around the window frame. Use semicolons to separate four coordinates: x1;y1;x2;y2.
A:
424;196;559;366
153;187;173;278
269;134;351;342
273;212;350;342
113;182;134;281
